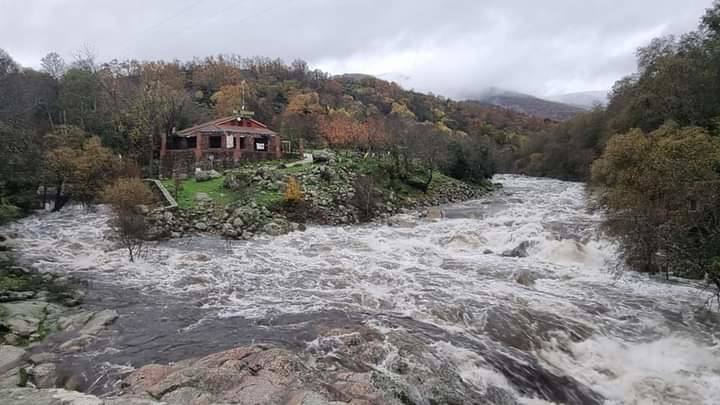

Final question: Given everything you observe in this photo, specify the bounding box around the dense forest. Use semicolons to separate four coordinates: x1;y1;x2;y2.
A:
514;2;720;294
0;46;550;221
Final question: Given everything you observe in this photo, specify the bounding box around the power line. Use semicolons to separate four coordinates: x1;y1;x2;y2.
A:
116;0;216;58
173;0;296;44
118;0;297;60
136;0;211;38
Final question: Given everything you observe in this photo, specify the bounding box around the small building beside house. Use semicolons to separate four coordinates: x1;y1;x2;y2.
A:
160;113;300;176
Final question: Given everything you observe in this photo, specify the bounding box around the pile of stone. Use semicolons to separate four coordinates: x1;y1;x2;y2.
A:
223;166;287;193
146;201;299;240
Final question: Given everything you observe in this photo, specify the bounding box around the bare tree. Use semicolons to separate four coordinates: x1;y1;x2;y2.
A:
41;52;66;79
351;175;379;221
101;178;156;262
73;45;97;72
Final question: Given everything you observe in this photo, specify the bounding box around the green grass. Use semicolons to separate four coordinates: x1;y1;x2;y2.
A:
277;164;309;175
162;177;241;209
254;190;283;209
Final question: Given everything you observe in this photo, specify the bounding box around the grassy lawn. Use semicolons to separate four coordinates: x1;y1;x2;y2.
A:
162;177;241;209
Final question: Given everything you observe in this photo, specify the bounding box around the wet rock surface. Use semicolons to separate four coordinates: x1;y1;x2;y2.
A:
0;233;121;393
0;387;162;404
124;345;383;405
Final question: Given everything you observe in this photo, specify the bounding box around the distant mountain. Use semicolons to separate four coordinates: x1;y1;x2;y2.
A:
465;88;586;121
547;90;609;109
335;73;377;81
336;72;413;87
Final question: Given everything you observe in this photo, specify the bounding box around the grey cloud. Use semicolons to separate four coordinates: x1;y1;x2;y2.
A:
0;0;712;97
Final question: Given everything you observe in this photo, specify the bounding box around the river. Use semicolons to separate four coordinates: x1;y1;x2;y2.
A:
5;175;720;404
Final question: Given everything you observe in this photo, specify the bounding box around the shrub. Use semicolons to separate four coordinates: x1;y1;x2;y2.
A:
283;176;303;204
101;178;155;262
102;178;155;212
0;201;20;225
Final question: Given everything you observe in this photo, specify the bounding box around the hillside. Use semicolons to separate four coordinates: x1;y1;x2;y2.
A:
466;88;586;121
547;90;608;109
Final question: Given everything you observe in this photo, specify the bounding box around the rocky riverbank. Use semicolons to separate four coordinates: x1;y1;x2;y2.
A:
147;151;494;240
0;323;524;405
0;234;120;393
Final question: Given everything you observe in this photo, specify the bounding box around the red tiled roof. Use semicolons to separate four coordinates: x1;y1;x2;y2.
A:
175;116;276;137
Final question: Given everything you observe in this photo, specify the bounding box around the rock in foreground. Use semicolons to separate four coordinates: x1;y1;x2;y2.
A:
0;388;161;405
124;345;380;405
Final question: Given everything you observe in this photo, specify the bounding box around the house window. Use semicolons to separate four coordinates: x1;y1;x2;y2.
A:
187;136;197;148
209;135;222;148
254;137;267;151
239;137;246;149
226;135;234;149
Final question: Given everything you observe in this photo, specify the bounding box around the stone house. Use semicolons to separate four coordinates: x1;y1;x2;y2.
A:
160;113;299;176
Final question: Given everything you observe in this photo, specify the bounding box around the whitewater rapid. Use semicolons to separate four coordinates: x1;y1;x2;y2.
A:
6;175;720;404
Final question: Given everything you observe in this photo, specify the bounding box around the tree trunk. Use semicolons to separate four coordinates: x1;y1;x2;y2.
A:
52;181;68;212
423;166;433;193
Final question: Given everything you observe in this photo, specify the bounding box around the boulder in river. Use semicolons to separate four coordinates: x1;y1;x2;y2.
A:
78;309;118;336
502;240;533;258
514;269;539;286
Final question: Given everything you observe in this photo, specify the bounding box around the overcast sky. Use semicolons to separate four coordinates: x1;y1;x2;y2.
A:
0;0;713;98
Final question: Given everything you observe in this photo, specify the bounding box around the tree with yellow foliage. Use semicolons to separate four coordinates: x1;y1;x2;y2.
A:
211;82;258;117
283;176;303;205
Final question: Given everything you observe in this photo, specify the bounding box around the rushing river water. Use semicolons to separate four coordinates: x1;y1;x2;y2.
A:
6;175;720;404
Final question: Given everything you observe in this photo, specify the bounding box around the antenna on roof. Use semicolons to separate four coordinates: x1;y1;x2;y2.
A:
237;80;254;118
241;80;246;111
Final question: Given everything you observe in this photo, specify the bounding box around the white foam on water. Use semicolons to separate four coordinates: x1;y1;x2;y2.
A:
539;334;720;405
432;340;513;393
5;175;720;404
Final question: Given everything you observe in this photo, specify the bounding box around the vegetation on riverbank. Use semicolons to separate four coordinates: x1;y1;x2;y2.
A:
148;150;492;240
505;2;720;296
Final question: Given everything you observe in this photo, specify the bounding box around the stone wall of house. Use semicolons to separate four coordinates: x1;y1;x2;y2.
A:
160;150;196;177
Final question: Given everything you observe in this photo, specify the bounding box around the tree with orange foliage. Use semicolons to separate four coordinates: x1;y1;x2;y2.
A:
365;116;387;152
318;110;362;148
318;111;390;151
